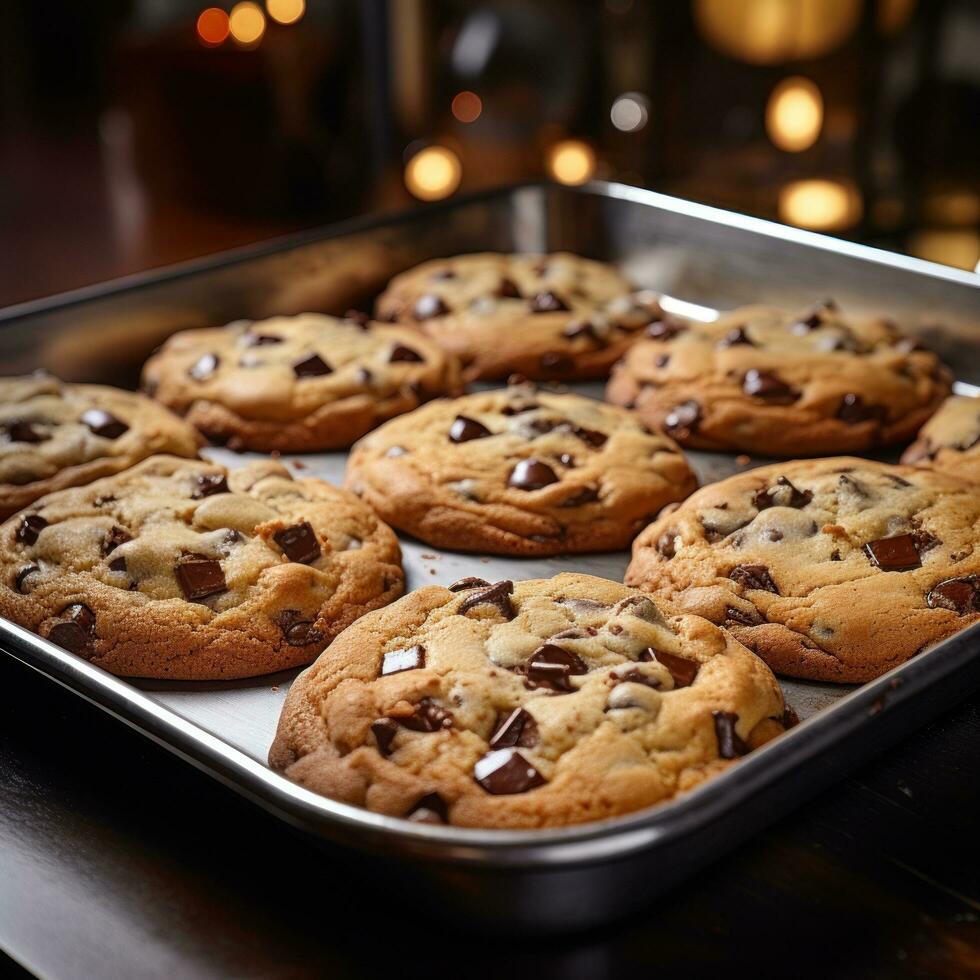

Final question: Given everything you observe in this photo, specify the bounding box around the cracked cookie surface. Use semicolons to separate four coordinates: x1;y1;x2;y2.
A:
0;455;404;679
269;573;788;829
374;252;658;382
142;313;462;452
344;385;697;556
902;395;980;481
0;374;200;520
626;457;980;682
606;302;952;456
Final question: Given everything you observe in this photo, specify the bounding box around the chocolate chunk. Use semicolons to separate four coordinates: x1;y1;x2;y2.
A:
656;531;677;559
380;645;426;675
528;291;569;313
47;604;97;656
742;370;799;404
474;748;546;795
241;333;282;347
405;793;449;824
101;525;132;555
524;644;588;692
344;309;371;328
616;668;662;690
496;277;521;298
725;604;765;626
14;564;39;593
508;458;559;491
562;320;603;344
558;453;576;467
414;294;449;320
283;620;322;646
713;711;749;759
449;415;491;443
911;528;940;553
752;476;813;510
561;485;600;507
389;344;424;363
274;522;321;564
539;352;575;373
448;577;491;592
645;318;686;340
399;698;453;732
489;708;539;749
663;400;701;440
729;564;780;594
501;401;539;416
926;576;980;615
2;420;48;443
791;311;824;333
16;514;48;545
292;353;333;378
80;408;129;439
372;719;399;756
837;394;886;425
175;554;227;601
717;326;754;348
108;555;127;573
864;534;921;571
193;473;229;498
571;426;608;448
188;353;219;381
643;648;699;687
458;580;515;619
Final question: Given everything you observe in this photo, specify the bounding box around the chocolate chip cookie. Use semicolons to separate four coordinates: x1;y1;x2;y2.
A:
626;457;980;682
141;313;462;452
344;384;697;556
269;573;789;829
1;374;201;521
0;455;404;679
901;395;980;481
606;302;953;456
374;252;659;382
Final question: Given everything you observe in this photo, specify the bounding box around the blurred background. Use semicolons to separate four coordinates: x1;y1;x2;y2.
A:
1;0;979;309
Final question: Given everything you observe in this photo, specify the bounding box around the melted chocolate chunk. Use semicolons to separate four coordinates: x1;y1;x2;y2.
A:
101;525;132;556
292;353;333;378
656;531;677;559
571;426;608;448
458;580;515;619
501;401;540;416
2;420;48;443
528;291;569;313
561;485;600;507
713;711;749;759
241;332;282;347
837;394;886;425
616;668;662;690
864;534;921;572
643;648;699;687
558;453;576;467
414;294;449;320
405;793;449;824
188;353;219;381
663;400;701;440
175;554;227;601
752;476;813;511
729;564;780;594
274;522;321;564
193;473;229;498
284;619;323;647
399;698;453;732
508;458;559;491
16;514;48;545
645;318;686;340
539;352;575;373
717;326;754;348
524;644;588;692
725;604;765;626
80;408;128;439
14;564;39;593
474;748;546;795
496;277;521;298
791;311;824;333
389;344;424;363
926;576;980;615
489;707;539;749
47;604;97;656
449;415;491;443
562;320;603;344
448;577;491;592
380;645;426;675
742;370;799;404
371;719;399;756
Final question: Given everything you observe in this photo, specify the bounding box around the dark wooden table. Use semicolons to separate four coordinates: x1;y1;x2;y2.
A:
2;653;978;980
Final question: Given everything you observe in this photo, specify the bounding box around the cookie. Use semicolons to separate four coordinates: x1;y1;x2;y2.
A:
141;313;462;452
625;457;980;682
901;395;980;481
344;384;697;556
374;252;659;382
269;573;789;829
0;455;404;679
0;374;201;521
606;301;953;456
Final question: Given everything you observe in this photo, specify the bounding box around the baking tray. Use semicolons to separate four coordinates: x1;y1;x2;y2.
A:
2;181;979;932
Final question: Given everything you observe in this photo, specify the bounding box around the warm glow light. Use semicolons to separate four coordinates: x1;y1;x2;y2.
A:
229;2;266;45
909;230;980;271
778;179;861;231
610;93;649;133
923;189;980;226
404;146;462;201
451;91;483;124
766;77;823;152
197;7;230;45
266;0;305;25
546;140;597;186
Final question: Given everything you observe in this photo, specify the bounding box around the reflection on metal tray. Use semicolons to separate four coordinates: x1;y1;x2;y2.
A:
1;182;978;932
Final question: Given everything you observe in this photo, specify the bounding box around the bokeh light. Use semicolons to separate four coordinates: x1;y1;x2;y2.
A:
404;146;462;201
229;2;266;46
196;7;230;46
546;140;597;186
909;229;980;271
266;0;305;26
451;91;483;124
610;93;650;133
778;179;861;230
766;77;824;152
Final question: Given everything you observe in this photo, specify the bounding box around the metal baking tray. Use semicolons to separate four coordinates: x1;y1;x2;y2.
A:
2;182;979;932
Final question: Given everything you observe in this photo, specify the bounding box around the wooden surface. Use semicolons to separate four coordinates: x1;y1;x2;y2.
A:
1;652;978;980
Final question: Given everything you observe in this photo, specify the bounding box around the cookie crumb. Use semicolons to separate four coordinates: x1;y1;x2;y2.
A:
736;454;751;466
